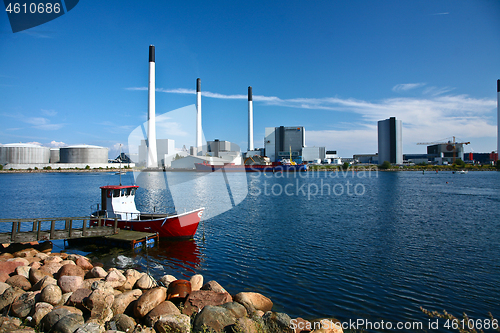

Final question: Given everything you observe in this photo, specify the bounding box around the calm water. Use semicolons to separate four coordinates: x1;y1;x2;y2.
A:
1;170;499;331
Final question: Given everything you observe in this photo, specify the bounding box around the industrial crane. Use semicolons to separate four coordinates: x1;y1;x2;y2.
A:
416;136;470;163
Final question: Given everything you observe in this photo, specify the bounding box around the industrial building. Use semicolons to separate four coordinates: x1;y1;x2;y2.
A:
378;117;403;165
426;142;465;164
265;126;306;162
302;147;326;163
139;139;175;167
353;154;378;164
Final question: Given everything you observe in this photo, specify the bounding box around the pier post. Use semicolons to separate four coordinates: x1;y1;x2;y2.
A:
11;222;18;242
50;220;55;239
68;219;73;238
37;220;42;240
82;219;87;237
114;218;118;234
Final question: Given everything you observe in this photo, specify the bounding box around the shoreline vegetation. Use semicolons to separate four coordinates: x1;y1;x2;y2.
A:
1;163;498;173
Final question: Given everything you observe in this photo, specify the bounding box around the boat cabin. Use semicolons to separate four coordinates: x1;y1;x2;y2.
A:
100;185;140;220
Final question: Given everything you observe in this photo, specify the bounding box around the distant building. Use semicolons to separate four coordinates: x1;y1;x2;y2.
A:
302;147;326;163
265;126;305;162
463;152;498;165
427;142;465;164
139;139;175;167
378;117;402;164
353;154;378;164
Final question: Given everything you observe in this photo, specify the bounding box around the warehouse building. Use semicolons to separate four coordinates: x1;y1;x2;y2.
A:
265;126;305;162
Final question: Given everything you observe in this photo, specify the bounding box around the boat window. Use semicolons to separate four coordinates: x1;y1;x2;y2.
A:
130;188;136;196
125;188;132;196
121;189;126;197
113;189;121;197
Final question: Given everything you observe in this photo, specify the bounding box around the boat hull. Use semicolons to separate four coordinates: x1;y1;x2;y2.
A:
91;208;204;239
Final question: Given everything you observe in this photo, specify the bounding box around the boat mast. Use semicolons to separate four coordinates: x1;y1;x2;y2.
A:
119;144;122;186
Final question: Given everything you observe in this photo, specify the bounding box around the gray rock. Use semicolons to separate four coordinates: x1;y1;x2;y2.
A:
106;314;136;332
40;307;72;332
262;311;293;333
135;274;157;290
11;291;37;318
52;313;85;333
0;286;25;311
155;314;191;333
192;303;246;333
74;322;105;333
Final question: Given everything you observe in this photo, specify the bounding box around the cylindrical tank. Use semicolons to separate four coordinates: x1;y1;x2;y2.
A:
0;143;50;164
50;148;60;163
59;145;108;163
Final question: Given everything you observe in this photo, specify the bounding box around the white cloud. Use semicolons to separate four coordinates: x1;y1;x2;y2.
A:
392;83;426;92
41;109;57;117
49;141;65;147
127;85;497;155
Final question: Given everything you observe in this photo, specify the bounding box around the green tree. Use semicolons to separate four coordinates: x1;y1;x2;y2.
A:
342;162;350;170
379;161;391;170
453;158;466;168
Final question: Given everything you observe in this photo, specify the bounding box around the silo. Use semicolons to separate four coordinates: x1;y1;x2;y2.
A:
0;143;50;164
50;148;60;163
59;145;108;163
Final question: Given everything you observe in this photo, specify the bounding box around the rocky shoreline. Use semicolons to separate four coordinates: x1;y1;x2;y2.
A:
0;244;342;333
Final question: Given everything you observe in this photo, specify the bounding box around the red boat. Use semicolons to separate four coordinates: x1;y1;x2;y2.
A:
90;185;204;239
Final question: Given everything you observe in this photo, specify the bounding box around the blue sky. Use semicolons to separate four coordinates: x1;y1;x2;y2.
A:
1;0;499;158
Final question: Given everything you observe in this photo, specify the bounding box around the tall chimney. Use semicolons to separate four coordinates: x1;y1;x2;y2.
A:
497;79;500;158
147;45;158;168
196;78;202;154
248;86;254;151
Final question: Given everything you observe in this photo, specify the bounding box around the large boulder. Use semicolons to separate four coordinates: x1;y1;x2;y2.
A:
10;291;37;318
88;267;107;279
183;290;233;316
0;261;25;281
32;302;54;326
0;287;25;311
155;314;191;333
32;275;58;291
106;314;136;332
74;322;105;333
234;292;273;313
29;268;49;285
201;280;228;294
133;287;167;318
39;262;63;277
75;256;93;270
135;273;157;290
105;269;127;288
40;284;63;306
190;274;204;291
144;300;180;327
58;275;83;293
67;288;92;310
111;289;142;315
58;264;85;279
52;313;85;333
262;311;293;333
5;275;31;291
15;265;31;279
120;269;142;290
192;302;247;333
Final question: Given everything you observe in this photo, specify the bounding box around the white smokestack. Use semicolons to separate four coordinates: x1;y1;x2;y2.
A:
147;45;158;168
196;78;202;154
248;86;254;151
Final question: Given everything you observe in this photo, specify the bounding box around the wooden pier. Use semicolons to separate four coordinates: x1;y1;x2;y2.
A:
0;216;119;244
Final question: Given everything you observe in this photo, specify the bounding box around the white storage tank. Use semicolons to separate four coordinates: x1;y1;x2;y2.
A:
0;143;50;164
59;145;108;163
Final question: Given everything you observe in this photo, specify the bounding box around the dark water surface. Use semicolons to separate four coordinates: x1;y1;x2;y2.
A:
1;170;499;331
